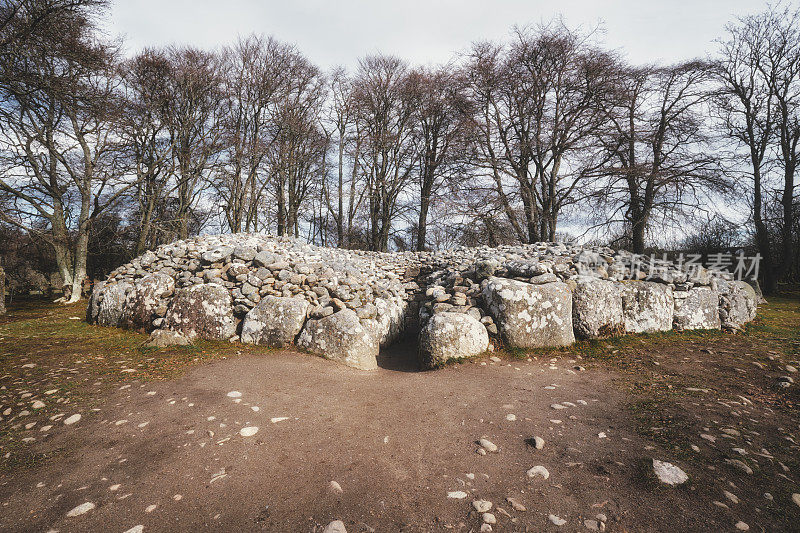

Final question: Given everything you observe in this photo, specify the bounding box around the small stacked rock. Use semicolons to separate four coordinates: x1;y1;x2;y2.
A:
87;234;759;370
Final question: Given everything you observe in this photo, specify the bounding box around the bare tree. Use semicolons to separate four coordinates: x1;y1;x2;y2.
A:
762;6;800;285
119;49;175;255
215;36;297;233
352;55;418;251
595;61;726;253
320;68;368;247
406;65;470;251
715;5;800;293
266;50;327;237
465;22;616;243
0;3;130;302
0;0;104;56
163;47;225;240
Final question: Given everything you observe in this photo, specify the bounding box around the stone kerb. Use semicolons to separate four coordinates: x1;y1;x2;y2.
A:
87;234;759;371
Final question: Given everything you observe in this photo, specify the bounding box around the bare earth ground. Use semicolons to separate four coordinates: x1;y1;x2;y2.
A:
0;294;799;532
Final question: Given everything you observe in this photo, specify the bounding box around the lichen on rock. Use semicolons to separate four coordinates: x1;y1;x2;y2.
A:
87;233;758;370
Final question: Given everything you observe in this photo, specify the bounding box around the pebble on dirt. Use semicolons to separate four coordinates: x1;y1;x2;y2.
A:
652;459;688;486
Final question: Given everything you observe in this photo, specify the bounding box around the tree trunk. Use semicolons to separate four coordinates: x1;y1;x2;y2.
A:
276;176;286;236
753;166;776;294
66;225;89;304
777;163;795;283
416;169;433;251
631;216;647;254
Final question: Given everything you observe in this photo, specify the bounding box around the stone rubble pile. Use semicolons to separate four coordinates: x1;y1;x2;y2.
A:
87;234;759;370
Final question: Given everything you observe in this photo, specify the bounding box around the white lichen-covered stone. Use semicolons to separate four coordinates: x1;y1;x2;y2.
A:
144;329;191;347
373;296;407;347
482;277;575;348
240;296;309;347
95;281;130;327
419;312;489;368
719;281;758;330
86;279;106;323
572;277;624;338
121;272;174;331
621;281;674;333
297;308;379;370
164;283;237;340
673;287;721;330
89;233;757;369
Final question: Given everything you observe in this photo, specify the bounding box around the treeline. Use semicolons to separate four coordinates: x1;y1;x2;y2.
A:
0;0;798;300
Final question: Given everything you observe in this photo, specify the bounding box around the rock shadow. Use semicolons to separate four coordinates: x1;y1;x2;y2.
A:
376;337;421;372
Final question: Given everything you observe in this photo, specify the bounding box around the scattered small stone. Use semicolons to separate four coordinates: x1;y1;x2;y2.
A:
725;459;753;475
473;500;492;513
447;491;468;499
239;426;259;437
735;521;749;531
322;520;347;533
478;438;498;453
506;497;526;512
792;493;800;507
66;502;95;517
505;414;516;421
226;391;242;398
63;414;81;425
652;459;688;486
482;513;496;525
328;481;343;494
526;465;550;480
270;417;289;424
549;514;567;526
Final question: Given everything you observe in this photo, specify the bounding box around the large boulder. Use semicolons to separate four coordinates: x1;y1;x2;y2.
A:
144;329;191;348
673;287;721;330
482;277;575;348
240;296;309;347
297;309;379;370
164;283;237;340
371;297;406;347
95;281;131;327
86;280;105;323
572;277;624;338
720;281;758;330
419;312;489;369
120;272;174;331
620;281;674;333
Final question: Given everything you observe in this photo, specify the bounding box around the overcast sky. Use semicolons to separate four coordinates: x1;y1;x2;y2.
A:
105;0;768;70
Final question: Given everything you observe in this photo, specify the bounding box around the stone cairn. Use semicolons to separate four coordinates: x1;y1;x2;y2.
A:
87;234;759;370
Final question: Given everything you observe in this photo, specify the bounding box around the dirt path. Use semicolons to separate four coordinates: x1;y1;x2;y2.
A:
1;298;799;532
